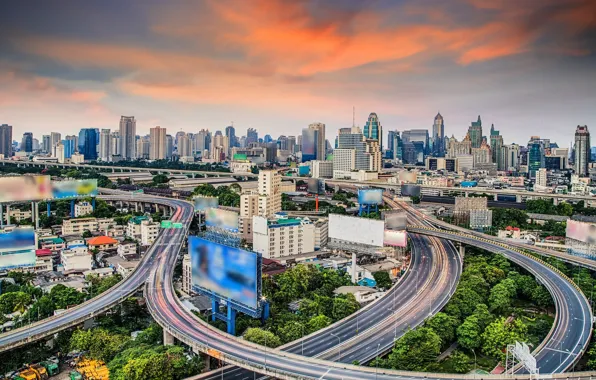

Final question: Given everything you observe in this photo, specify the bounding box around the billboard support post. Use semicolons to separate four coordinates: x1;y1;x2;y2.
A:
47;202;51;217
0;204;3;228
70;200;75;218
211;299;219;322
6;205;10;226
227;305;237;335
92;198;96;211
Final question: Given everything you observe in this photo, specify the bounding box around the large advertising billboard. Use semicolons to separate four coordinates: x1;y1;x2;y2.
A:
328;214;384;247
205;208;239;233
401;184;421;197
0;227;37;271
193;196;219;212
189;237;259;309
384;230;408;247
382;210;407;230
52;179;98;199
566;220;596;244
308;178;325;195
0;176;52;203
358;189;383;205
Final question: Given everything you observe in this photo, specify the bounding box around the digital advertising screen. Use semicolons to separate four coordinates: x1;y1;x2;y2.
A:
189;237;259;310
566;220;596;244
358;189;383;205
193;196;219;212
0;175;52;203
52;179;98;199
0;227;36;253
384;230;408;247
205;208;239;232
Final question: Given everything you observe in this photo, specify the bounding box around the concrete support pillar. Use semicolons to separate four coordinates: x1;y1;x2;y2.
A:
464;191;469;198
201;353;211;370
155;203;160;214
6;205;11;225
163;329;175;346
135;202;139;212
31;202;35;226
459;244;465;257
351;253;357;284
227;306;236;335
553;197;559;206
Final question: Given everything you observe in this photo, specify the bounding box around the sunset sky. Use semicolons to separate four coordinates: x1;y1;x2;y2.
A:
0;0;595;146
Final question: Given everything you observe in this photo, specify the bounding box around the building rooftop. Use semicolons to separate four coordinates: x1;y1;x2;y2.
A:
41;237;64;244
87;236;118;246
333;286;378;295
128;216;149;225
35;249;53;257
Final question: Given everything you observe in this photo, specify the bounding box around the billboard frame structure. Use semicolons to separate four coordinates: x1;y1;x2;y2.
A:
358;188;383;216
189;235;266;335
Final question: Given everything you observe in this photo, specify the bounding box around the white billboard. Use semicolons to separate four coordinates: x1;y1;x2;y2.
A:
384;230;407;247
328;214;384;247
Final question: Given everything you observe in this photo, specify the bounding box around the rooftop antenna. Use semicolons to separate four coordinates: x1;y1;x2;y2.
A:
352;106;355;128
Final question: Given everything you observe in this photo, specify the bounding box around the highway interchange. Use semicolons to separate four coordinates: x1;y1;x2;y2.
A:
0;188;594;379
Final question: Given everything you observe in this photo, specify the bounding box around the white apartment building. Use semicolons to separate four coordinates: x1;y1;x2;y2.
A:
71;153;85;164
117;243;137;259
126;216;151;240
3;209;32;223
230;161;253;173
34;251;53;273
74;201;93;217
61;246;92;271
182;254;192;294
333;149;356;178
140;220;159;245
535;168;548;188
314;218;329;250
252;215;315;259
240;171;282;241
311;160;333;179
62;217;114;235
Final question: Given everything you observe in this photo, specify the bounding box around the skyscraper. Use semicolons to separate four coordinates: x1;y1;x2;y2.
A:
78;128;98;160
363;113;382;150
65;135;78;153
308;122;326;161
50;132;61;154
150;126;167;160
263;134;273;143
432;113;445;157
246;128;258;146
136;135;151;159
99;129;112;161
574;125;590;176
62;139;75;159
42;135;50;154
467;115;483;149
175;131;186;148
110;131;120;157
179;134;192;157
287;136;296;153
489;124;504;170
21;132;33;154
165;135;174;158
225;125;236;148
119;116;136;160
300;128;318;162
527;136;545;178
0;124;13;157
402;129;430;155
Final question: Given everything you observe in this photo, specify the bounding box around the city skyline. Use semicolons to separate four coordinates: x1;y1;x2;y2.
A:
0;0;594;145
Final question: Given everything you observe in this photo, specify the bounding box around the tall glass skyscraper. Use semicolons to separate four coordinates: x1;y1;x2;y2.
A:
432;113;445;157
467;115;483;149
527;140;545;178
62;139;75;159
364;113;382;150
574;125;590;176
21;132;33;153
78;128;98;160
300;128;318;162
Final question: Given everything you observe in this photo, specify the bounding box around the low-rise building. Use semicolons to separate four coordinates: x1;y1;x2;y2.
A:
140;220;159;245
105;225;126;238
70;152;85;164
252;215;315;259
230;160;253;173
333;286;384;304
126;216;150;240
74;201;93;217
34;249;54;272
182;254;192;295
314;218;329;250
83;267;114;278
118;243;138;260
87;236;118;251
61;246;92;271
39;237;66;252
3;209;32;223
62;217;114;235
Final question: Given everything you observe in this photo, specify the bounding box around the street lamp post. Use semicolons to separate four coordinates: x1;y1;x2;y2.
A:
472;349;477;378
301;323;305;356
375;343;381;380
330;332;341;362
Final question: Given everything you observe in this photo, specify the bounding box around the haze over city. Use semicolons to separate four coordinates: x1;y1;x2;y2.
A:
1;0;595;144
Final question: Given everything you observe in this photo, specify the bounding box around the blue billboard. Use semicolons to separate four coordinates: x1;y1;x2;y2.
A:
193;196;219;212
358;189;383;205
0;228;36;271
189;237;259;310
52;179;98;199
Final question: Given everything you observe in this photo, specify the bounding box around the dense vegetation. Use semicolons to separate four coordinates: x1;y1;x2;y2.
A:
191;183;240;207
373;247;554;373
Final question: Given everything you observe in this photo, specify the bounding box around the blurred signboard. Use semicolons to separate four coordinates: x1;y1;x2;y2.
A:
52;179;98;199
193;196;219;212
0;227;37;270
328;214;384;247
401;184;421;197
233;153;247;161
0;176;52;203
161;221;172;228
307;178;325;195
173;223;184;229
205;208;239;233
384;230;408;247
382;210;407;230
566;219;596;244
358;189;383;205
189;237;259;310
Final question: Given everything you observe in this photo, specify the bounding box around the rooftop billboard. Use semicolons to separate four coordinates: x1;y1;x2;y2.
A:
0;250;36;271
0;227;37;270
193;196;219;212
401;184;421;197
52;179;98;199
189;237;259;310
384;230;408;247
566;219;596;244
307;178;325;195
0;176;52;203
205;208;239;233
358;189;383;205
382;209;407;230
328;214;384;247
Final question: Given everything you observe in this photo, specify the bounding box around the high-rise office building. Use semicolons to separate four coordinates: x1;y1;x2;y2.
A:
489;124;504;170
574;125;590;176
175;131;186;148
136;135;150;159
178;134;192;157
277;135;288;151
99;129;111;161
300;128;318;162
504;144;520;171
467;115;483;149
246;128;258;146
65;135;78;153
308;122;326;161
527;137;545;178
263;134;273;143
432;113;445;157
150;126;167;160
54;142;65;163
165;134;174;158
78;128;98;160
0;124;13;157
21;132;33;154
50;132;61;155
402;129;430;155
110;131;120;157
42;135;51;154
363;113;382;150
119;116;136;160
62;139;75;159
287;136;296;153
32;138;40;151
387;130;398;158
225;125;236;148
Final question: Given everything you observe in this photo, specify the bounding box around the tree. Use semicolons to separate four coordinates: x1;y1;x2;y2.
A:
82;230;93;238
450;351;471;373
332;295;360;321
457;315;482;350
243;328;281;348
152;174;169;185
387;327;441;371
70;328;130;361
373;271;392;289
278;321;306;344
426;312;458;345
0;291;31;314
488;278;517;314
531;285;553;309
307;315;332;333
50;284;86;309
481;317;528;360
